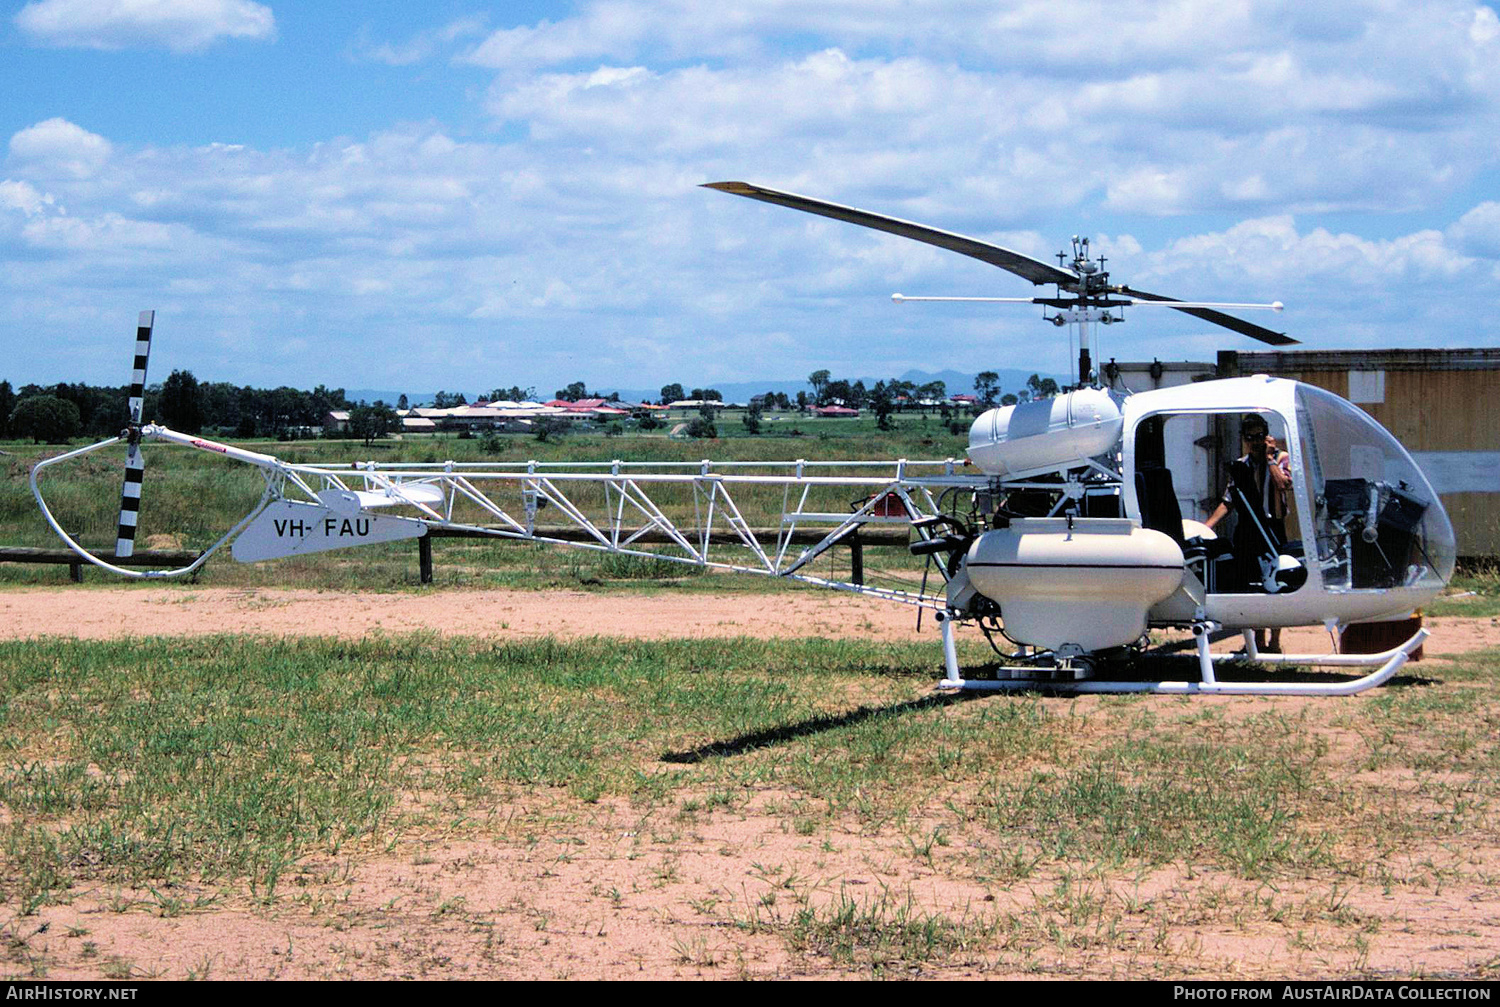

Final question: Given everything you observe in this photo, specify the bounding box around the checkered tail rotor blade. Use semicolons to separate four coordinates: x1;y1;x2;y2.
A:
116;310;153;558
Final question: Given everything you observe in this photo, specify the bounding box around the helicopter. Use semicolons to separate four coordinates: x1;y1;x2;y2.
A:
29;183;1455;695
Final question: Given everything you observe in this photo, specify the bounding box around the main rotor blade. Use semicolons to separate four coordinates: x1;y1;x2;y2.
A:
1117;286;1298;346
116;310;153;558
704;181;1079;288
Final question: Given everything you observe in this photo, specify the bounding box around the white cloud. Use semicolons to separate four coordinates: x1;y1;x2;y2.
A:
459;2;654;69
352;15;486;66
15;0;275;52
8;119;113;179
1141;215;1482;324
1447;201;1500;258
20;210;187;251
6;2;1500;390
0;180;52;216
1472;5;1500;44
468;0;1499;222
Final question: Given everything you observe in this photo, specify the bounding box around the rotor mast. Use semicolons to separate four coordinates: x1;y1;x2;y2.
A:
1052;236;1114;388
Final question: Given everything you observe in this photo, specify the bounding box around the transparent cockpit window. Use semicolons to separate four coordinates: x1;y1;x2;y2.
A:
1295;385;1456;593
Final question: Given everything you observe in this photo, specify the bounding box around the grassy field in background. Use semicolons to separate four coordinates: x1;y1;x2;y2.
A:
6;421;1498;611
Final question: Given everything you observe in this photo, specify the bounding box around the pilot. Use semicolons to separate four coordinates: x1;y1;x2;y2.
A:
1204;414;1292;650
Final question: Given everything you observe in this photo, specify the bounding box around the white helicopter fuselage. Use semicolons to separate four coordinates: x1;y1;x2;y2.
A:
958;376;1456;654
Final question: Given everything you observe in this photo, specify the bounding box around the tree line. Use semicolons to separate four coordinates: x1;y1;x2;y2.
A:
4;367;1064;444
805;369;1058;411
0;371;355;443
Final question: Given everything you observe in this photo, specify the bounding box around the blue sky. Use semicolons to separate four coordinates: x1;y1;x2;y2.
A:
3;0;1498;396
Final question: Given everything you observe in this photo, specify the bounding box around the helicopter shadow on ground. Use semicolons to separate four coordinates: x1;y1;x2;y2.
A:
660;661;1444;763
660;691;985;764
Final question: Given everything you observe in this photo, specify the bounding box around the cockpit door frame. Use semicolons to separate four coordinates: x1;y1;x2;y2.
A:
1120;378;1322;597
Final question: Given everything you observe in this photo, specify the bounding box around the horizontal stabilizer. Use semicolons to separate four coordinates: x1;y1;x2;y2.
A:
233;501;427;563
317;486;445;511
354;485;445;509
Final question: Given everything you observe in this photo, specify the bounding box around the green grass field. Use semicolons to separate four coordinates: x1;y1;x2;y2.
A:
0;632;1496;977
8;423;1497;611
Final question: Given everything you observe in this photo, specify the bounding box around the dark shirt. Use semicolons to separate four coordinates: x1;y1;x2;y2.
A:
1222;451;1289;521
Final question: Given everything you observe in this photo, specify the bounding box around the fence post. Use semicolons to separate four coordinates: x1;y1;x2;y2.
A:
418;534;433;584
850;532;864;586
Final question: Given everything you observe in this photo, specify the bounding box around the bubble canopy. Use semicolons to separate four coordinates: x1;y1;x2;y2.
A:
1122;376;1456;623
1293;383;1456;593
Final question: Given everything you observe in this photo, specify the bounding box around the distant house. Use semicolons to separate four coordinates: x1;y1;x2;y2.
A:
812;405;859;418
544;397;613;412
324;410;350;433
414;404;574;431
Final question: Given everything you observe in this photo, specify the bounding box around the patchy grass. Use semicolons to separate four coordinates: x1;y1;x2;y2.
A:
0;632;1496;978
0;635;964;908
1428;566;1500;618
781;890;997;974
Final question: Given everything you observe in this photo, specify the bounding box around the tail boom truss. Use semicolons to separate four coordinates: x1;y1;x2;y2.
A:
32;424;986;606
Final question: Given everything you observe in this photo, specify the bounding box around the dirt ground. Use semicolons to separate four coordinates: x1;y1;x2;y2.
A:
0;586;922;643
2;586;1496;654
2;587;1497;980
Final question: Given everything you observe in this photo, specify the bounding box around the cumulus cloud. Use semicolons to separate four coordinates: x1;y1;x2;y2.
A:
0;180;53;216
472;0;1499;221
15;0;276;52
8;119;113;179
1150;217;1474;288
1447;202;1500;259
6;1;1500;389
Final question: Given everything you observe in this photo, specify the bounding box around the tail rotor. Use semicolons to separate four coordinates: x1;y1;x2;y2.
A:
115;310;153;558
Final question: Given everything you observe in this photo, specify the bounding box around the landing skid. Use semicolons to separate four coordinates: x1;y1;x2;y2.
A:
936;615;1428;696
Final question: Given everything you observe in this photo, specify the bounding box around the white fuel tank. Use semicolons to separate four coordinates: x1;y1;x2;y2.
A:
967;388;1124;477
965;518;1184;653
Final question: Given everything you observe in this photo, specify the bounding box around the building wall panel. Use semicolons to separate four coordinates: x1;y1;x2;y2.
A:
1216;350;1500;558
